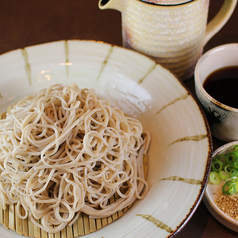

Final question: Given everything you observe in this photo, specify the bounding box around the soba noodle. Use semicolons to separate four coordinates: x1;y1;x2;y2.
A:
0;83;149;233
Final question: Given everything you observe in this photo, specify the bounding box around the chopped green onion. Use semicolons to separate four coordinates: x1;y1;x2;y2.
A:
224;164;235;174
226;151;238;165
211;159;223;172
222;181;237;195
214;154;226;166
233;145;238;153
209;171;221;184
235;181;238;190
228;184;237;195
209;145;238;196
230;168;238;177
218;170;229;180
222;181;231;194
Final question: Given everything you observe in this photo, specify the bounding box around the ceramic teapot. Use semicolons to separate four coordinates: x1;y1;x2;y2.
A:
99;0;237;80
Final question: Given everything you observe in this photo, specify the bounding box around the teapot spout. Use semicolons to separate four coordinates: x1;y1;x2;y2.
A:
98;0;125;13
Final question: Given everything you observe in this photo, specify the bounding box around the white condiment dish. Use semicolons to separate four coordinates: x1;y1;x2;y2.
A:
204;141;238;232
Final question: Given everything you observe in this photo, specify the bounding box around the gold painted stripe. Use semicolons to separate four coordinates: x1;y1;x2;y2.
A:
160;176;202;185
65;40;69;79
97;45;113;82
21;49;31;85
156;93;190;115
169;134;207;146
138;62;156;84
0;93;2;99
136;214;173;234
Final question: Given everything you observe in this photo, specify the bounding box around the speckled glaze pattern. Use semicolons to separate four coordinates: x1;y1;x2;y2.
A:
99;0;237;80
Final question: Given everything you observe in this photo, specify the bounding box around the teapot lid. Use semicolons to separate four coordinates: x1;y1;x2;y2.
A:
141;0;193;5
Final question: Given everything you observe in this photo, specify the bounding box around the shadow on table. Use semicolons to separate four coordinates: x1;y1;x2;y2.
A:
176;201;238;238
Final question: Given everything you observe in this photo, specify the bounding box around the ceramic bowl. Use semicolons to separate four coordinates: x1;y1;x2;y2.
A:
0;40;212;238
204;141;238;232
195;43;238;142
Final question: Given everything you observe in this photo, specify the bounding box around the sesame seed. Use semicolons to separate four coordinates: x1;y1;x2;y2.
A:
215;194;238;221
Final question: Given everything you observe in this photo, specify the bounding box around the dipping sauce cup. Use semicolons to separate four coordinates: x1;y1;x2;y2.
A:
195;43;238;142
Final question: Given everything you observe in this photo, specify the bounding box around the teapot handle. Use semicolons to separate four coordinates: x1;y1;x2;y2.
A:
204;0;237;46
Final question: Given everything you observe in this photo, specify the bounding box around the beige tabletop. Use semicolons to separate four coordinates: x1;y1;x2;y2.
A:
0;0;237;237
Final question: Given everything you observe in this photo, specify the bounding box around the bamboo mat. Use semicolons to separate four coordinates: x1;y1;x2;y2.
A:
0;200;134;238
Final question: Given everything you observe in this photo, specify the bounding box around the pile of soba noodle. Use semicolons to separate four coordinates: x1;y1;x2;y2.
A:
0;83;149;233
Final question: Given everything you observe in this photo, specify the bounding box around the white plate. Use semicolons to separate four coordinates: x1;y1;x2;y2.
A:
0;40;212;238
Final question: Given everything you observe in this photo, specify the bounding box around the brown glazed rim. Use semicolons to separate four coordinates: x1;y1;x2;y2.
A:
135;0;193;6
100;0;195;8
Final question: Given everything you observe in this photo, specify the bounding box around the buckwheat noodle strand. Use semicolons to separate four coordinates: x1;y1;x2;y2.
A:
0;83;149;233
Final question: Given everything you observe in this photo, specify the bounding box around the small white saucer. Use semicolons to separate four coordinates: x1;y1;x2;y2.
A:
204;141;238;232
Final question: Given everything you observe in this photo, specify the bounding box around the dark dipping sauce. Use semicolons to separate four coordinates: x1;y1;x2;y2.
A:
203;66;238;108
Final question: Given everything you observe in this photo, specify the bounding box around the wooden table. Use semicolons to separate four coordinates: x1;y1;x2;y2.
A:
0;0;237;237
